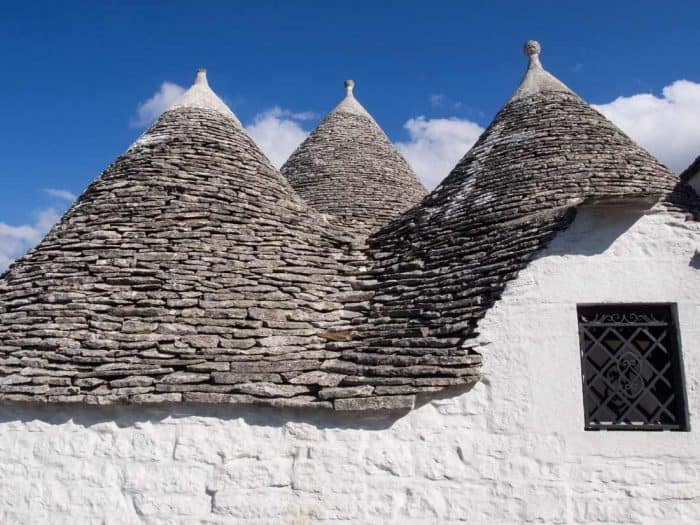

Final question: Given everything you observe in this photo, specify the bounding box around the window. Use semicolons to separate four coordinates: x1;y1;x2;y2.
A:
577;304;688;431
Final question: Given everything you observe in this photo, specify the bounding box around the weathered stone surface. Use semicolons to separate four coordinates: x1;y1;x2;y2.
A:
129;393;182;404
235;383;310;398
186;362;230;372
0;100;376;408
155;384;236;393
288;371;344;387
182;392;255;404
160;372;209;384
110;376;155;388
212;372;283;384
253;396;331;409
334;395;415;411
0;375;31;386
182;335;220;349
318;385;374;400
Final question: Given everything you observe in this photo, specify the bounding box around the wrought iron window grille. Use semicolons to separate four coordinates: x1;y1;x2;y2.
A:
577;304;688;431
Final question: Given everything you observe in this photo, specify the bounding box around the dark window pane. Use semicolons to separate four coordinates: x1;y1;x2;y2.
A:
577;304;688;431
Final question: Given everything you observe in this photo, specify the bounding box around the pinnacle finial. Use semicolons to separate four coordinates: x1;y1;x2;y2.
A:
195;68;208;86
510;39;572;101
523;40;543;69
344;79;355;96
524;40;541;57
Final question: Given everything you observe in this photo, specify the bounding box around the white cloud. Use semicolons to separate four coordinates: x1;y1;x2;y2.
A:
0;208;61;272
245;107;312;168
44;188;77;202
131;81;186;128
592;80;700;173
271;108;316;121
397;116;484;189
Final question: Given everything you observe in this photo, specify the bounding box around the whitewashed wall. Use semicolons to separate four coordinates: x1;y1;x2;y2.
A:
0;204;698;524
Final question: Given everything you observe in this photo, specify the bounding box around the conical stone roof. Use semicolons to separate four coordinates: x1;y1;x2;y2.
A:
281;80;427;234
346;41;681;364
0;70;363;407
0;70;476;410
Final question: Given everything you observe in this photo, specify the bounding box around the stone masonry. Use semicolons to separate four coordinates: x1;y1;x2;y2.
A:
0;43;696;413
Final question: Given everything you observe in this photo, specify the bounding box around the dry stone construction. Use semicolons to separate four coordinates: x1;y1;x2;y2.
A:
0;42;698;524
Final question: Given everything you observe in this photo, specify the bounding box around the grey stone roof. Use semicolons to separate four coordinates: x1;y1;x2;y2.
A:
0;72;470;409
0;44;693;410
281;80;427;234
346;41;683;361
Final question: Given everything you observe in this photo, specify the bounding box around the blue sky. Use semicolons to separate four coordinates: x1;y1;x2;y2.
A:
1;1;700;268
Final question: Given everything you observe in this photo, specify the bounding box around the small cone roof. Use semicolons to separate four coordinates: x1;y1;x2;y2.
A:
281;80;427;234
0;71;360;407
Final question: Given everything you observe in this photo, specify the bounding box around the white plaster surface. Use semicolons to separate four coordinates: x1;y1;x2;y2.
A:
0;205;698;524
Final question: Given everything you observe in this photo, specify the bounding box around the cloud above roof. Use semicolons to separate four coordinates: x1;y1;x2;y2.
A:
0;188;76;271
396;116;484;189
246;107;312;168
593;80;700;173
131;81;186;127
0;207;60;271
44;188;77;202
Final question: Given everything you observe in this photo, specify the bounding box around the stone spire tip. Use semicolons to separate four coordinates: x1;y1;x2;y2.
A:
523;40;543;69
510;39;573;101
148;67;240;127
344;79;355;96
195;68;208;86
524;40;541;57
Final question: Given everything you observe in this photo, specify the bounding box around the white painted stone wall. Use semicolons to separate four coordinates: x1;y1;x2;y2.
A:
1;204;698;524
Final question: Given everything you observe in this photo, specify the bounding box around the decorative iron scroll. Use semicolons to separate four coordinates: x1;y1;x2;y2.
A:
579;312;662;325
606;351;644;398
577;304;687;431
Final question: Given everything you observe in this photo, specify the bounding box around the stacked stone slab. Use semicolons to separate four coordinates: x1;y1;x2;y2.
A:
281;80;427;235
